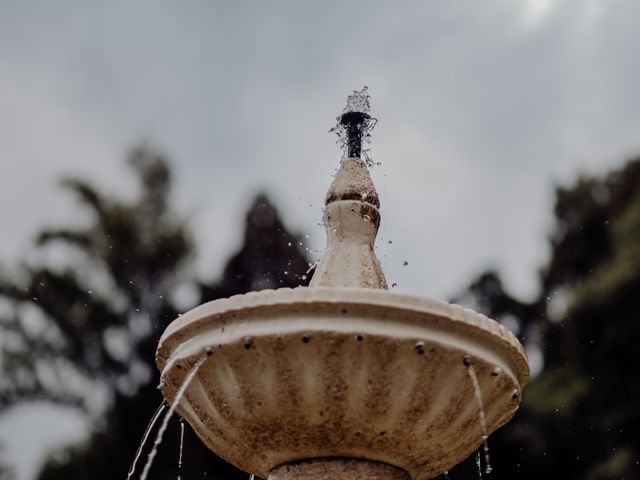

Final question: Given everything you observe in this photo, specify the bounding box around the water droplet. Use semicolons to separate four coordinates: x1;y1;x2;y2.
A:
492;366;503;376
301;274;307;280
244;337;254;350
402;260;408;266
415;341;425;355
287;242;292;247
391;282;398;288
363;214;371;222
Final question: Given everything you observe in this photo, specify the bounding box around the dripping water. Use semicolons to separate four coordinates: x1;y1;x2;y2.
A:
443;471;450;479
139;355;208;480
127;402;167;480
305;261;318;276
466;359;493;474
475;451;483;480
177;420;185;480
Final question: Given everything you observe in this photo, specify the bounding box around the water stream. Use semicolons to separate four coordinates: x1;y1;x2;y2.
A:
330;86;378;166
466;361;493;474
139;355;208;480
127;402;167;480
177;420;185;480
475;451;483;479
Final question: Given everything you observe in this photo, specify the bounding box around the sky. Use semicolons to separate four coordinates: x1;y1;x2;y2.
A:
1;1;640;478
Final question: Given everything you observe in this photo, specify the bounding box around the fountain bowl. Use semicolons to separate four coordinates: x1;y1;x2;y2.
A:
157;286;529;479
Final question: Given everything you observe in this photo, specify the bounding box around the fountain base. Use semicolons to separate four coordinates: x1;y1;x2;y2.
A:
269;458;410;480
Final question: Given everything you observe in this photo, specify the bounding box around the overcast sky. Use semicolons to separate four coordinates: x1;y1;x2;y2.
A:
2;1;640;478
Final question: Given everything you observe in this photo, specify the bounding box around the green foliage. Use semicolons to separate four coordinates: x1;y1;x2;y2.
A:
454;157;640;479
0;146;310;479
0;147;192;411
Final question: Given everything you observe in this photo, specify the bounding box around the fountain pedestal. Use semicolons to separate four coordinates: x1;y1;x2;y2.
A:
269;459;410;480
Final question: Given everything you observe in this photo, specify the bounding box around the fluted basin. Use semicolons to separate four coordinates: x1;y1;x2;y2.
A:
157;287;528;479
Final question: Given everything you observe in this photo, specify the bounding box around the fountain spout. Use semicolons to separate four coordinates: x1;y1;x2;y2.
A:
309;87;387;289
340;110;371;159
330;86;377;164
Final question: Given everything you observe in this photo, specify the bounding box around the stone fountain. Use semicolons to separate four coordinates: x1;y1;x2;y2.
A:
156;88;529;480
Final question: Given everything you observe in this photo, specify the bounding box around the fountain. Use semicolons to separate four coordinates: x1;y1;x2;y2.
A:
155;88;529;479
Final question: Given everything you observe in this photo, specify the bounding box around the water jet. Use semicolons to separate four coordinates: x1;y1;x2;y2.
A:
156;87;529;479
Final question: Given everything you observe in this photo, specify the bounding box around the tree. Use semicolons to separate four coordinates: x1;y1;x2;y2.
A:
452;158;640;479
0;147;310;479
0;147;191;411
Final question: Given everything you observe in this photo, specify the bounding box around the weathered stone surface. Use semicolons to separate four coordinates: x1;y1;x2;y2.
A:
157;287;529;480
311;157;387;289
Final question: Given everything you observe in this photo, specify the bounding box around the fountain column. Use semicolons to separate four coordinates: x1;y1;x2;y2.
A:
309;155;387;289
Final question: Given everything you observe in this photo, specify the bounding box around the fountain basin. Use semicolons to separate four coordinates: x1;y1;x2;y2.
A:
157;286;529;479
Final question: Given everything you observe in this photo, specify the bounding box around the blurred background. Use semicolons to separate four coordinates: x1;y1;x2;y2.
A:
1;1;639;479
